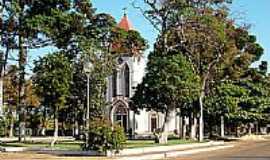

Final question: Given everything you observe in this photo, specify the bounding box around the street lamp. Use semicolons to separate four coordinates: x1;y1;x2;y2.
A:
83;59;94;148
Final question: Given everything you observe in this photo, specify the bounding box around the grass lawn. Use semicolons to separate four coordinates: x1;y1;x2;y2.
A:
1;139;201;150
0;141;83;151
124;139;200;149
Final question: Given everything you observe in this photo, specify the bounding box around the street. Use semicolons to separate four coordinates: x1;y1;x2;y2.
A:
175;140;270;160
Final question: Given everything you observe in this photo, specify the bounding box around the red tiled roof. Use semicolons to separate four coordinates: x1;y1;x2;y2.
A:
118;14;133;31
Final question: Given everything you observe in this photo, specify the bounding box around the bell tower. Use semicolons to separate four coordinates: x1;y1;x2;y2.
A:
118;8;133;31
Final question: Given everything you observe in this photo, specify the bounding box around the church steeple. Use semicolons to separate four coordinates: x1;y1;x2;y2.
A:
118;8;133;31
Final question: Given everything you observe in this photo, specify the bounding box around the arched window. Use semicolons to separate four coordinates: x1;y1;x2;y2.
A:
124;64;130;97
112;70;117;97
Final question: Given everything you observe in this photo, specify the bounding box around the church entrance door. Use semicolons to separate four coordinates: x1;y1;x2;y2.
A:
113;104;128;133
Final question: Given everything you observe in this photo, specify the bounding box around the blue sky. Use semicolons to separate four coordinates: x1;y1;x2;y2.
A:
26;0;269;70
92;0;270;66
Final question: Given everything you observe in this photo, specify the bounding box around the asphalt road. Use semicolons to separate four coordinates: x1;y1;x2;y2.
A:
175;140;270;160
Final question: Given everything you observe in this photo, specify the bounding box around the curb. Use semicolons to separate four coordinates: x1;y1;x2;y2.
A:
116;145;234;160
111;141;225;157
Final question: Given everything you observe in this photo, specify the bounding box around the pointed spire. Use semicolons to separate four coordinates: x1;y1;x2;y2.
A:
123;7;127;16
118;8;133;31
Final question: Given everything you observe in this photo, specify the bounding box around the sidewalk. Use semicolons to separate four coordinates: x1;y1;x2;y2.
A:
114;141;226;156
116;145;234;160
113;141;234;160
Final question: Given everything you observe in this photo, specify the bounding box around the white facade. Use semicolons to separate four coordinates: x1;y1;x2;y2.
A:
104;14;180;137
106;55;180;137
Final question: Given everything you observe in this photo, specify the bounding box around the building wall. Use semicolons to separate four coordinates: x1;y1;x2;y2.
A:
106;55;179;136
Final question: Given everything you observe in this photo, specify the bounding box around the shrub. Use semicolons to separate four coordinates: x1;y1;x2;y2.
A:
82;117;126;153
0;117;7;136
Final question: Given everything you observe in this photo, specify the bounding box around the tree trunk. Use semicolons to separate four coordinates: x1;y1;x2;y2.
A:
158;110;172;144
198;58;219;142
54;113;58;137
199;94;204;142
0;77;3;117
18;34;27;142
74;120;79;136
51;106;58;147
41;127;46;136
9;117;14;138
41;117;46;136
190;113;197;140
248;123;252;135
179;116;183;138
236;125;240;137
182;117;187;139
0;30;9;117
61;121;65;136
255;122;259;135
41;107;47;136
19;119;26;142
220;116;225;137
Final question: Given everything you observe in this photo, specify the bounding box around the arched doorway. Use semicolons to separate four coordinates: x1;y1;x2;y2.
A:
112;102;129;133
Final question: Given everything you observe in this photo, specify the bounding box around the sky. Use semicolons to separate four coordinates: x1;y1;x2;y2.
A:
25;0;269;70
92;0;270;67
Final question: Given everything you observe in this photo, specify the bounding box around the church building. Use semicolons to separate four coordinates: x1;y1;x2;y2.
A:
105;14;180;138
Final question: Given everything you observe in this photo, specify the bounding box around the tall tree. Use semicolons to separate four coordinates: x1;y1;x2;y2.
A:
33;52;72;146
3;65;19;137
131;52;200;143
133;0;264;141
0;0;90;141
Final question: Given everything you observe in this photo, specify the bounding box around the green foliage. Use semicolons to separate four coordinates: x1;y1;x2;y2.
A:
131;52;200;113
111;28;148;55
33;52;72;113
205;82;249;118
4;65;19;106
206;70;270;125
83;117;126;153
136;0;267;139
0;117;7;136
0;0;83;49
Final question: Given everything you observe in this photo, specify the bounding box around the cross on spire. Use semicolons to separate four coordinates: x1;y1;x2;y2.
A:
118;7;133;31
122;7;127;16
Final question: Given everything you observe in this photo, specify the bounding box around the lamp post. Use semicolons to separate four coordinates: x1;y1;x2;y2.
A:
83;59;94;148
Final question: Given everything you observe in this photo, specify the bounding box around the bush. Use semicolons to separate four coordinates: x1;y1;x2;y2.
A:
0;117;7;136
82;117;126;153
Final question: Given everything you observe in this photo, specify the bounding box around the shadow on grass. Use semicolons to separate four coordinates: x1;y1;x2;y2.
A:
0;141;82;151
124;139;200;149
0;143;23;147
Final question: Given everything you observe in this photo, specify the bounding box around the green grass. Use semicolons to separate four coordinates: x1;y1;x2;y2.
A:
1;139;201;150
0;141;82;151
124;139;199;149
